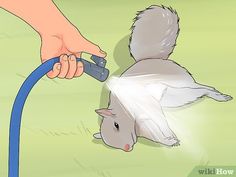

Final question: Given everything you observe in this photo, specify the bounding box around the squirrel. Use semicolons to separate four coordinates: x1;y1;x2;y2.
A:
93;5;232;152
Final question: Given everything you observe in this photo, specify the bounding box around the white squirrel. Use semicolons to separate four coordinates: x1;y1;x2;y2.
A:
93;5;232;152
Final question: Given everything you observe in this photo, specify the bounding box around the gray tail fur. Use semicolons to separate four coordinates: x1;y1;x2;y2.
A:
129;5;180;61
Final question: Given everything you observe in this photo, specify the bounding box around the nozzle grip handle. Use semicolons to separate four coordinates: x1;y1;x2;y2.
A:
90;55;107;67
78;58;109;82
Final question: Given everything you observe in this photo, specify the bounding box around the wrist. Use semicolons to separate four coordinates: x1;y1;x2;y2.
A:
36;1;78;37
39;19;76;37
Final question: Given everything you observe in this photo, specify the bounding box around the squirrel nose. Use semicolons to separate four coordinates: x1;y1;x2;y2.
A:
124;144;130;152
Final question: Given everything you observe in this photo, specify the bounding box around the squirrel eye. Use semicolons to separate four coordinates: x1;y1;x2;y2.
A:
114;122;119;130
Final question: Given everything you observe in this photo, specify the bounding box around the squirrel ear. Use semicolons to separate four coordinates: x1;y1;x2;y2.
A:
93;132;102;139
95;108;114;118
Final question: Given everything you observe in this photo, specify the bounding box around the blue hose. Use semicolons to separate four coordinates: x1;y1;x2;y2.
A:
8;56;109;177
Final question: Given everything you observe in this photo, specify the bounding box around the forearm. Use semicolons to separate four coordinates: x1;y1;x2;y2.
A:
0;0;75;36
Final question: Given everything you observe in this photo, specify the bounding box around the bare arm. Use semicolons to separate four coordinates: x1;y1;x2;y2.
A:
0;0;72;36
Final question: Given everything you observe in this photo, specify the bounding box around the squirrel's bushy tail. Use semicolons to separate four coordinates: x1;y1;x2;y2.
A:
129;5;179;61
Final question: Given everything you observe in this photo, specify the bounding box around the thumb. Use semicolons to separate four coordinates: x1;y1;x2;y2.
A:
82;40;107;58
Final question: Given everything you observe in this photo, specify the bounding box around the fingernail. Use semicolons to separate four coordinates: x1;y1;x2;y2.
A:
78;63;83;68
77;61;84;68
69;55;75;61
100;50;107;55
57;64;61;70
62;54;68;61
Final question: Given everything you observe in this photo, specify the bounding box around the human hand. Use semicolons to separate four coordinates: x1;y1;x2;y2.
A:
40;26;106;79
1;0;107;79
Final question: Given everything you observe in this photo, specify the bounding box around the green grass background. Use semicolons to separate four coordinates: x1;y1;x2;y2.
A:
0;0;235;177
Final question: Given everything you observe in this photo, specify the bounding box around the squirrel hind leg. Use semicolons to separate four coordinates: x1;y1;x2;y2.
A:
160;87;209;108
207;90;233;102
160;86;233;108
